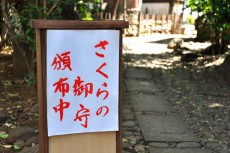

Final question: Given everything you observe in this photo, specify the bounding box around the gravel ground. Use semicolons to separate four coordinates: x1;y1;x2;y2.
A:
123;36;230;152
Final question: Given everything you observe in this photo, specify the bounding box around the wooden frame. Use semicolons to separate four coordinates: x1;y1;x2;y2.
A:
143;0;184;4
32;20;128;153
32;20;128;29
143;0;170;2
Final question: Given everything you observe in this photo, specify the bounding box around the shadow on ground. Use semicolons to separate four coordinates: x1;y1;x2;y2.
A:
146;37;193;44
123;49;230;153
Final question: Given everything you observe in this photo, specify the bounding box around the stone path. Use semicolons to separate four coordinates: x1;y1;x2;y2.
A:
122;66;217;153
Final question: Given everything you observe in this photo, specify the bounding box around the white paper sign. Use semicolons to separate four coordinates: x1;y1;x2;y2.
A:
46;30;120;136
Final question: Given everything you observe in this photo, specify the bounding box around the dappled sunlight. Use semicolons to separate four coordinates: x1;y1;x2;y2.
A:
204;56;225;67
0;46;13;55
208;103;224;108
182;41;211;51
123;34;182;69
123;33;195;55
123;35;230;151
123;53;182;70
123;33;227;72
123;43;173;55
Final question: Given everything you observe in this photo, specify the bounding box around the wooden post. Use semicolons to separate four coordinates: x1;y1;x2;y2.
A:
124;0;127;20
105;13;108;20
138;11;141;36
172;0;180;34
100;0;104;20
109;13;111;20
32;20;129;153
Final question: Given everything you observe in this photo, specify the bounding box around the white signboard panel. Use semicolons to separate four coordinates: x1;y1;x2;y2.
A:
46;30;120;136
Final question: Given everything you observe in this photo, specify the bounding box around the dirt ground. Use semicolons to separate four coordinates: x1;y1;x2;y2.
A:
123;40;230;152
0;56;38;152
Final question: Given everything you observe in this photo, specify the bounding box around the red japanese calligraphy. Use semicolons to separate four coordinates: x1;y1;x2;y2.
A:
73;76;93;97
96;82;109;100
53;99;70;121
74;104;90;128
95;52;105;58
53;77;70;97
96;62;108;79
96;106;109;117
51;51;72;71
94;40;109;50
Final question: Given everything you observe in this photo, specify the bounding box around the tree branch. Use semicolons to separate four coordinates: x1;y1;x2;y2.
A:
43;0;47;14
1;0;32;73
47;0;61;16
112;0;120;20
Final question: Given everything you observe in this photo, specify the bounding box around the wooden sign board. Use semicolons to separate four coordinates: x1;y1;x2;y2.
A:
32;20;128;153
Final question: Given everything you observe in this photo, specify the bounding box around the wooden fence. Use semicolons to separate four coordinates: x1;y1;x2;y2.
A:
125;13;182;36
93;11;182;36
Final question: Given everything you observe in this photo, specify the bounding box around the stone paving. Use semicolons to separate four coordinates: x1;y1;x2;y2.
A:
122;66;216;153
122;34;217;153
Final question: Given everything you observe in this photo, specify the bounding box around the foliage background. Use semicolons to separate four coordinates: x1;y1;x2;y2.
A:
187;0;230;53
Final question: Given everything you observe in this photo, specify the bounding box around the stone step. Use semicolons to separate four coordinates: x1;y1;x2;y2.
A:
136;114;199;142
125;79;160;93
125;67;153;80
149;148;216;153
130;94;172;112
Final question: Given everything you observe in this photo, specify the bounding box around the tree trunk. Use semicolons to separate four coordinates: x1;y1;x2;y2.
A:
0;24;8;50
105;0;122;20
169;0;174;14
112;0;120;19
61;0;81;20
218;55;230;85
1;0;32;78
12;42;30;77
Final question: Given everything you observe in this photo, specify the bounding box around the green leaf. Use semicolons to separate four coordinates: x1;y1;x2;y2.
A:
0;99;6;102
7;92;19;97
0;133;9;139
129;140;137;145
3;145;12;149
197;105;203;111
13;144;21;150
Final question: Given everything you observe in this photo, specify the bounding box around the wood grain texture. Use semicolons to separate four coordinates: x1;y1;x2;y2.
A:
117;29;123;153
49;132;116;153
36;29;44;153
31;20;129;29
41;30;49;153
36;29;49;153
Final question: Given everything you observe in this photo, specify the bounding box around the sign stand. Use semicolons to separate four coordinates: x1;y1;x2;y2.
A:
32;20;128;153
